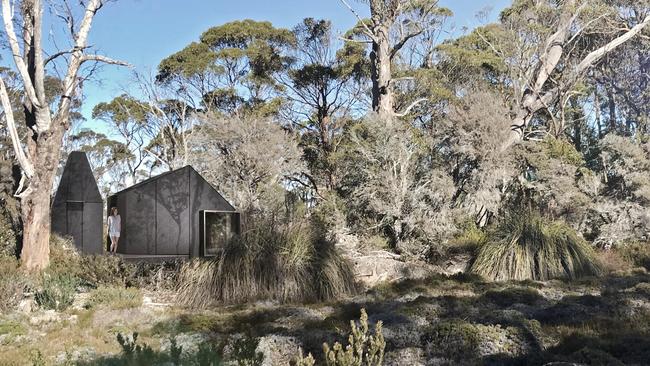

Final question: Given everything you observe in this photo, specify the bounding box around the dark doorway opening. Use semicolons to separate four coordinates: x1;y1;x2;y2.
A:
200;210;241;256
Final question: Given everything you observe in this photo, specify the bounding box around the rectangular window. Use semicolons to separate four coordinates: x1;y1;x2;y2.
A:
200;211;240;256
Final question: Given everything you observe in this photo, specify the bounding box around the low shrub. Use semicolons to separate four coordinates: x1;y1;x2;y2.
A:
78;332;258;365
0;319;27;343
86;285;143;309
177;215;357;307
594;249;634;274
295;308;385;366
80;255;137;287
35;273;79;311
48;235;137;287
615;241;650;271
360;235;391;251
0;209;18;258
449;221;487;252
483;287;544;306
48;235;83;276
471;212;602;281
130;260;183;291
543;137;584;166
0;257;27;312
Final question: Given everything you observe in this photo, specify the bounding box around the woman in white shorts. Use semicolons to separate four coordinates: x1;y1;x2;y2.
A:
107;207;121;253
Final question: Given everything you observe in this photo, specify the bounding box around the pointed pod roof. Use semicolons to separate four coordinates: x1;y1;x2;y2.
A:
54;151;103;204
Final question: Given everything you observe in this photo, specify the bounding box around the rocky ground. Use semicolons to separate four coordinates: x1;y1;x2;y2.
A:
2;255;650;365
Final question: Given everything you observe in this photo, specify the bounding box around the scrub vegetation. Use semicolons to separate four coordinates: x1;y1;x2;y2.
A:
177;214;357;307
0;0;649;364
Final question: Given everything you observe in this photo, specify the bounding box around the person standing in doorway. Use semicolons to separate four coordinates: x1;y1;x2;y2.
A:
108;207;121;254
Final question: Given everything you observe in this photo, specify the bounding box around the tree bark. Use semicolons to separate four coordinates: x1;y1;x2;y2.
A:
370;25;394;116
0;0;125;271
19;125;65;270
607;87;617;133
20;177;53;270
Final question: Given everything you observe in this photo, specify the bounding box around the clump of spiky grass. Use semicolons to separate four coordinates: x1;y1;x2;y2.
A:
177;216;356;308
471;212;601;281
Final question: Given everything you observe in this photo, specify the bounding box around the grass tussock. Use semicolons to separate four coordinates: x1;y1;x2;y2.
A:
177;216;357;307
471;212;601;281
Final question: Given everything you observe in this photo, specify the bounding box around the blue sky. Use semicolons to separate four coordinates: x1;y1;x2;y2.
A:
71;0;511;134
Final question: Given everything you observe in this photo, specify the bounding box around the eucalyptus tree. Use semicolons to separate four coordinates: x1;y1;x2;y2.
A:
279;18;368;193
494;0;650;150
0;0;127;270
593;22;650;136
92;94;152;184
339;0;452;116
156;19;295;117
131;72;196;171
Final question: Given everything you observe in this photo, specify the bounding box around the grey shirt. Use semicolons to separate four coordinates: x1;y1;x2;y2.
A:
108;214;121;234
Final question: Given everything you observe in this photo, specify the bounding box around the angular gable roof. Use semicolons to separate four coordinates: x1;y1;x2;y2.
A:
111;165;236;211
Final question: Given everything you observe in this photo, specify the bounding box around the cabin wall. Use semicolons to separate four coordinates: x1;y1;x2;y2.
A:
108;166;236;257
189;169;236;257
155;168;190;255
121;183;157;254
82;202;104;254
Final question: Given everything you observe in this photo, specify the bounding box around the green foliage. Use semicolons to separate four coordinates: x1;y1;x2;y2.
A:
116;332;156;364
157;19;293;116
86;286;143;310
471;212;602;281
0;319;27;345
437;23;508;86
29;349;46;366
177;214;356;307
543;137;584;166
92;94;150;124
321;309;385;366
483;286;543;306
449;220;487;252
157;42;219;81
361;235;391;251
75;332;225;366
79;255;138;288
48;235;137;288
35;273;79;311
230;337;264;366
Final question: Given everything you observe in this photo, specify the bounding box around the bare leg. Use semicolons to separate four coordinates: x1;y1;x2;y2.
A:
110;236;118;253
113;236;119;253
